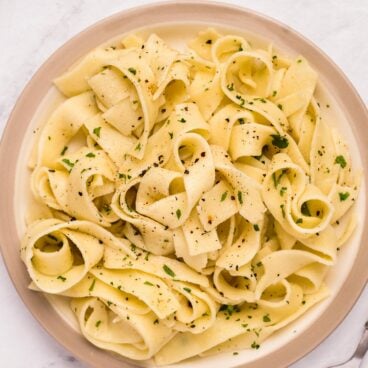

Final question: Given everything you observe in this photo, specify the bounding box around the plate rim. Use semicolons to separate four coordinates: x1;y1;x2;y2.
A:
0;1;367;367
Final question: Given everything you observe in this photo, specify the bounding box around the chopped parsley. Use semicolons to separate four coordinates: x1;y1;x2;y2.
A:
301;202;311;216
93;127;101;138
128;67;137;75
60;146;68;155
57;275;66;282
235;94;245;106
253;224;260;231
89;279;96;292
296;218;303;224
220;191;228;202
251;341;260;349
263;314;271;322
95;320;102;328
176;209;182;219
280;204;286;218
163;264;176;278
178;118;186;123
339;192;350;201
273;170;287;188
119;173;132;182
237;191;243;205
144;281;154;286
227;83;234;91
135;143;142;151
271;134;289;149
219;304;240;316
183;287;191;293
335;155;347;168
280;186;287;196
62;158;74;168
272;173;277;188
86;152;95;158
169;132;174;139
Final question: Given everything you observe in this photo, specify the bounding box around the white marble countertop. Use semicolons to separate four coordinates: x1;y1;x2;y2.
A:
0;0;367;367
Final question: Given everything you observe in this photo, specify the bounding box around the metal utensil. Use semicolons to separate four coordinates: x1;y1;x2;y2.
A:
328;321;368;367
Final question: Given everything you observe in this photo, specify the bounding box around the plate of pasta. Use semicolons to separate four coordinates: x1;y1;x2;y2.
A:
1;2;368;368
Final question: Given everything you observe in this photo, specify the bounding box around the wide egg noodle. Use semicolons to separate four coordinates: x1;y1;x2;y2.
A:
21;28;361;364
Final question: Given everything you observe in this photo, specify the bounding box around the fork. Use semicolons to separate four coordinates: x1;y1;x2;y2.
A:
328;321;368;367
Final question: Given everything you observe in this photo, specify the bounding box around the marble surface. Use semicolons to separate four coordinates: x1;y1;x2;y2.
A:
0;0;367;367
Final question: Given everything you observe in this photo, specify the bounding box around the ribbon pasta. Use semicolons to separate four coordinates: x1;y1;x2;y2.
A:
22;28;360;364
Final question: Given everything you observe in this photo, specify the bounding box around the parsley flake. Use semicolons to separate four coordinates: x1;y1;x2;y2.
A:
89;279;96;292
301;202;311;216
128;67;137;75
251;341;260;349
221;191;228;202
135;143;142;151
335;155;347;168
93;127;101;138
280;204;286;218
60;146;68;155
62;158;74;168
339;192;350;201
237;191;243;205
271;134;289;149
163;264;176;278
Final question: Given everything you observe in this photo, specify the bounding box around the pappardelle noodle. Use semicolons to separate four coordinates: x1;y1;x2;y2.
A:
22;28;360;364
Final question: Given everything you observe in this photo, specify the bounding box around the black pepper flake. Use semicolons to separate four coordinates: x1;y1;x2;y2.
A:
139;169;148;177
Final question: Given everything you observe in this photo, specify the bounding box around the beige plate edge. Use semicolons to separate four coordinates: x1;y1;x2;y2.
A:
0;1;368;367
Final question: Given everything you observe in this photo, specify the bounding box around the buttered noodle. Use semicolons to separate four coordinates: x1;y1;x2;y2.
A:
21;28;360;364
